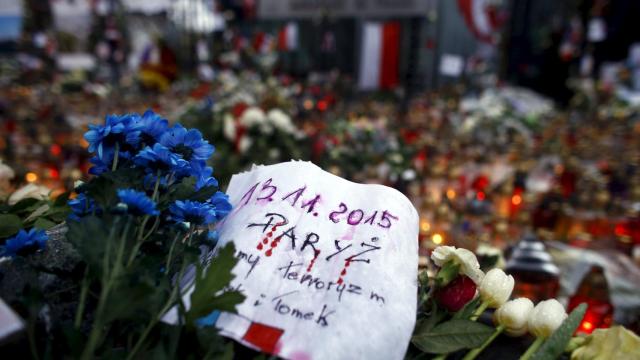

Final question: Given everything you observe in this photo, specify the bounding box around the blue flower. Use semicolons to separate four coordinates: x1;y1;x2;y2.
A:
190;161;219;190
136;110;169;145
1;229;48;258
169;200;218;225
208;191;232;220
207;230;219;244
117;189;160;216
88;156;111;176
160;124;214;162
68;193;101;220
168;191;231;225
143;173;169;191
84;113;142;159
134;143;189;175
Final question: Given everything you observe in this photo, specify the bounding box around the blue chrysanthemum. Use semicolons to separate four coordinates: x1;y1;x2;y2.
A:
160;124;214;162
190;161;219;190
1;229;49;258
88;156;111;176
208;191;232;219
136;110;169;146
169;190;231;225
169;200;217;225
143;173;169;191
117;189;160;216
84;113;142;159
134;143;189;175
68;193;101;220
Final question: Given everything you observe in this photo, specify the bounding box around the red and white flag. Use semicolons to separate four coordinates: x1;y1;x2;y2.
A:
278;22;298;51
358;21;401;90
253;32;274;54
457;0;503;44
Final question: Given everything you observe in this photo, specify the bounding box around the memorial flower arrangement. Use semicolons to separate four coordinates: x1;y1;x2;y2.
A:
0;110;245;359
180;72;307;183
409;245;592;360
319;115;417;184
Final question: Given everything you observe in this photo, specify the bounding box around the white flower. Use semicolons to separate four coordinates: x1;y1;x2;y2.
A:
8;183;50;205
267;109;295;133
0;160;15;181
431;246;484;284
494;298;534;336
528;299;567;338
479;268;514;308
239;107;266;128
238;136;252;154
223;113;236;141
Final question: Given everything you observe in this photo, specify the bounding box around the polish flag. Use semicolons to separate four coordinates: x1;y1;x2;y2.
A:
358;21;401;90
253;32;274;54
457;0;503;43
278;22;298;51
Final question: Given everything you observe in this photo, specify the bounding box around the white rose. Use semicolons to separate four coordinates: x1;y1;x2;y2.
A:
267;109;294;133
431;246;484;284
479;268;514;308
494;298;534;336
8;183;50;205
239;107;266;128
238;136;252;154
223;113;236;141
0;160;15;181
528;299;567;338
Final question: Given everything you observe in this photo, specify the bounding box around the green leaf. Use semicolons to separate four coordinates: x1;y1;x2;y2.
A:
53;191;71;207
189;185;218;202
33;217;57;230
531;303;587;360
414;303;447;335
66;216;112;272
411;319;494;354
85;176;117;208
9;198;42;215
0;214;23;238
436;260;460;286
43;205;71;223
186;243;244;325
453;297;481;320
206;291;245;313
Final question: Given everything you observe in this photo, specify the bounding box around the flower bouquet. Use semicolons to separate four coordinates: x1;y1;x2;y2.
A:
319;115;417;185
0;110;246;359
180;71;308;184
406;245;622;360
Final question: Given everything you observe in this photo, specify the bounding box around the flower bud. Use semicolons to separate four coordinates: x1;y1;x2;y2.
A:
435;275;477;312
528;299;567;338
479;268;514;308
493;298;534;336
431;246;484;284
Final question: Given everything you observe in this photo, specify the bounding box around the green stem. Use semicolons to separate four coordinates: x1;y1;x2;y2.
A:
471;301;490;321
81;219;131;360
27;315;40;360
142;216;160;242
462;325;505;360
152;169;161;200
165;232;181;271
186;224;195;246
432;354;447;360
127;171;162;267
111;143;120;171
74;267;90;329
126;263;187;360
520;337;545;360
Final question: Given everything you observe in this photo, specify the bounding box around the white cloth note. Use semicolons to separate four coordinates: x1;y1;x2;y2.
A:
212;161;418;360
